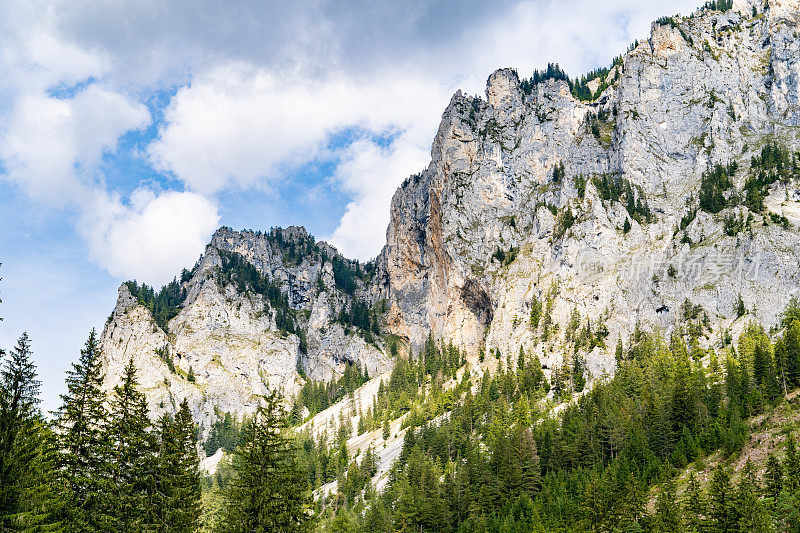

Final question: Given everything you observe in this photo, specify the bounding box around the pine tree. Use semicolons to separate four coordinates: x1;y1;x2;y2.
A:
0;333;62;530
216;391;313;532
512;428;541;495
155;399;201;532
107;359;156;532
53;329;113;531
682;473;707;532
0;333;40;517
736;459;770;533
764;453;783;503
784;319;800;389
652;477;682;532
708;466;736;532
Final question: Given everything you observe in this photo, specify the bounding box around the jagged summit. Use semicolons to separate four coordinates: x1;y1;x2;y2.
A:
102;0;800;433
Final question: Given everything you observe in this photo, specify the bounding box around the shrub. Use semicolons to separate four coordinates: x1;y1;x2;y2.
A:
698;162;737;213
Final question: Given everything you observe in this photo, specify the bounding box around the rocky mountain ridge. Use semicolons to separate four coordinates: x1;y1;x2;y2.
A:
101;0;800;433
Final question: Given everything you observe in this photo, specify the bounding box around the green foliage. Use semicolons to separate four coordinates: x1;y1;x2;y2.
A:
723;211;745;236
572;65;618;101
769;211;791;228
52;332;201;532
680;206;697;232
745;142;800;213
491;246;518;267
215;391;313;532
573;174;587;199
332;256;359;295
203;411;244;456
554;207;575;239
520;63;570;94
735;294;746;318
335;297;380;339
0;333;63;530
107;359;157;531
154;400;202;532
216;250;305;348
292;362;369;422
265;226;321;266
705;0;733;10
592;173;653;223
698;161;737;213
125;278;187;332
529;297;543;331
318;299;800;531
520;56;627;102
551;161;565;183
54;329;114;531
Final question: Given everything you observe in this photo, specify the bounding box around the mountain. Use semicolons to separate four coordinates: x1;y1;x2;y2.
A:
100;226;393;427
101;0;800;435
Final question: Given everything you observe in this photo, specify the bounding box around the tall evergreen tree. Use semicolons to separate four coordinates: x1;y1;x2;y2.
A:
154;399;201;532
0;333;62;530
107;359;156;532
216;391;313;532
683;473;707;533
53;329;113;531
0;333;40;517
764;453;784;503
708;466;736;532
652;477;682;532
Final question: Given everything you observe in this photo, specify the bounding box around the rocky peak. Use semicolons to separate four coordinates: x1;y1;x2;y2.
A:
100;0;800;435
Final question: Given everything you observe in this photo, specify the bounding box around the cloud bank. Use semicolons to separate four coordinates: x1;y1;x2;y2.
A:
1;0;703;284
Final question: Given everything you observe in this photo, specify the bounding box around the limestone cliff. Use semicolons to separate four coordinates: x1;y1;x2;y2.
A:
376;0;800;378
101;0;800;428
100;226;393;427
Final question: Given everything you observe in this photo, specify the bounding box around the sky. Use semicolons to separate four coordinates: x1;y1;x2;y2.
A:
0;0;702;412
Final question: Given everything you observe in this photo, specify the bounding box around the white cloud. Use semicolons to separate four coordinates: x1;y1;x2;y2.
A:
327;134;430;260
0;86;149;203
149;64;450;195
0;0;709;276
144;0;703;260
83;189;220;286
0;1;219;286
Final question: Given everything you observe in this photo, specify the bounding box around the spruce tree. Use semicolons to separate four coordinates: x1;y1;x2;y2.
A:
216;391;313;532
682;473;707;532
652;477;682;532
708;466;736;532
736;459;770;533
764;453;783;503
107;359;156;532
53;329;113;531
155;399;201;532
0;333;40;517
0;333;62;530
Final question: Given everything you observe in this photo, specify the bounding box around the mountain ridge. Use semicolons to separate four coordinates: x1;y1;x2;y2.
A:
100;0;800;434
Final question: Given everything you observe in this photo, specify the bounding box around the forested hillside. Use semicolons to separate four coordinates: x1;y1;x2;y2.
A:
6;0;800;531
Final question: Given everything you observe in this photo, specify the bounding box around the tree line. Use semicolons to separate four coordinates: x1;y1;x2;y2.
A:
316;302;800;531
0;330;201;531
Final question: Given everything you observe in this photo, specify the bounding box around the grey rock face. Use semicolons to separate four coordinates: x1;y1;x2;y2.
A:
102;0;800;426
376;0;800;374
100;227;392;428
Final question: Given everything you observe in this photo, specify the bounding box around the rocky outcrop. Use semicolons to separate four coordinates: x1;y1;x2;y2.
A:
376;0;800;379
100;226;393;428
101;0;800;427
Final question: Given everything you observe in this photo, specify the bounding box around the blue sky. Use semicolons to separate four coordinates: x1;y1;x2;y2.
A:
0;0;702;412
